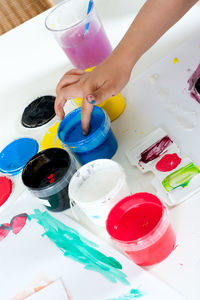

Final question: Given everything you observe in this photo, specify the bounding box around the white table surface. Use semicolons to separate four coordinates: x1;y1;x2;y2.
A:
1;1;200;299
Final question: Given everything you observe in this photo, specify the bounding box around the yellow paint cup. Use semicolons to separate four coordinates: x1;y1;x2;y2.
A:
40;122;63;150
73;67;126;121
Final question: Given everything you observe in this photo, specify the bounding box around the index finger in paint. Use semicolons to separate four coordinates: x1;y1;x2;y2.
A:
81;98;94;135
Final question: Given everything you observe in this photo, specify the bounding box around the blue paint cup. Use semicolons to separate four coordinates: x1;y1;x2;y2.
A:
58;106;118;165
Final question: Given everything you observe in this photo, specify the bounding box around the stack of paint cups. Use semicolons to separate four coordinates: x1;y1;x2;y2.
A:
68;159;130;226
106;193;176;266
58;106;118;165
22;148;77;212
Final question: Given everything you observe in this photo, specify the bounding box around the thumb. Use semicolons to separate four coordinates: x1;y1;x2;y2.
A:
86;83;117;105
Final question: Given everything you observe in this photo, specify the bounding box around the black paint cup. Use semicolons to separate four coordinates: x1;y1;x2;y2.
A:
22;148;77;212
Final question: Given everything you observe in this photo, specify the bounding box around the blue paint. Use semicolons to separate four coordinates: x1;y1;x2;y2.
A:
107;288;143;300
58;106;118;165
30;209;130;285
0;138;38;175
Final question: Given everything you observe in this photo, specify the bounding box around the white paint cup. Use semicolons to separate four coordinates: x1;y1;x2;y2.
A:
68;159;130;226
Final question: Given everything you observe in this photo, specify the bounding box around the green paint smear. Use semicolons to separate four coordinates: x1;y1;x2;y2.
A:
30;209;130;286
107;288;143;300
162;162;200;192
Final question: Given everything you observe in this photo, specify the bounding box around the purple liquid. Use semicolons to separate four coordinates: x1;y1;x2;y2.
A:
61;20;112;69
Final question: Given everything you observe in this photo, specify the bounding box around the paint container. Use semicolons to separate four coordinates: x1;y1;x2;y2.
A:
22;148;77;212
68;159;130;226
58;106;118;165
106;193;176;266
21;96;56;128
0;138;39;175
73;67;126;121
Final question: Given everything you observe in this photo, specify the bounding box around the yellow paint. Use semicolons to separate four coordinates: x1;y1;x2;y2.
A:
199;45;200;49
173;57;179;64
140;131;144;135
51;24;55;29
121;129;129;133
73;67;126;121
40;122;63;151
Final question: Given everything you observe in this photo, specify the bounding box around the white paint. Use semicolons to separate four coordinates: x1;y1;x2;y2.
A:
148;73;160;84
69;159;130;226
176;110;197;130
76;169;122;203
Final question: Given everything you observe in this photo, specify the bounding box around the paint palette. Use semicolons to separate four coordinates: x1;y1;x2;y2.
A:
126;128;200;206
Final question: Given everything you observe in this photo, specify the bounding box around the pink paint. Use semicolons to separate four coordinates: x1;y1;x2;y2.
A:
10;213;28;235
61;21;112;69
106;193;176;266
188;63;200;103
155;153;181;172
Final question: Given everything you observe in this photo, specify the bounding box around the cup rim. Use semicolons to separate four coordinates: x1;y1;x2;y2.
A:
45;0;95;33
106;193;168;245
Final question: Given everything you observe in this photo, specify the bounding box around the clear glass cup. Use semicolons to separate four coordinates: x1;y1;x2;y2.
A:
45;0;112;69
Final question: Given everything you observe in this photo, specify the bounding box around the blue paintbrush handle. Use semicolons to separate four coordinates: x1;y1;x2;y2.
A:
83;0;93;36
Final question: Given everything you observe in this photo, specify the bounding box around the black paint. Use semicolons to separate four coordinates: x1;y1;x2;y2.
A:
22;148;76;212
21;95;56;128
195;77;200;95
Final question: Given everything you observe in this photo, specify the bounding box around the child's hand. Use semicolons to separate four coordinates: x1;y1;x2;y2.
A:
55;58;131;135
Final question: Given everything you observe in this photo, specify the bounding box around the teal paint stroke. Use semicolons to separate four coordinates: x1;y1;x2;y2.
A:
107;288;143;300
30;209;130;285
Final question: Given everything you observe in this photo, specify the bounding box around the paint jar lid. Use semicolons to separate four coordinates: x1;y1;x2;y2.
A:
21;95;56;128
0;138;39;175
0;176;12;207
58;106;110;152
22;148;77;197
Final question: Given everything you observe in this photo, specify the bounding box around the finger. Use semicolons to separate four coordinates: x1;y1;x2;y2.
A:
81;97;94;135
86;82;117;105
55;84;83;120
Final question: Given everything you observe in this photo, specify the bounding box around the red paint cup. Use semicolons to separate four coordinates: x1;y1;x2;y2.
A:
106;193;176;266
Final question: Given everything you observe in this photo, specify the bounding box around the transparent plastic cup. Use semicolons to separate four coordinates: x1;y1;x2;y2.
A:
106;193;176;266
45;0;112;69
68;159;130;226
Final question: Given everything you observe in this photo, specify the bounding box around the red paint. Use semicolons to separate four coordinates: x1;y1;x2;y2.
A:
106;193;176;266
49;178;55;183
48;173;54;179
156;153;181;172
10;213;28;235
0;176;12;207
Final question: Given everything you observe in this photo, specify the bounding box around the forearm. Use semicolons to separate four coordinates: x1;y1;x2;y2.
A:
110;0;198;70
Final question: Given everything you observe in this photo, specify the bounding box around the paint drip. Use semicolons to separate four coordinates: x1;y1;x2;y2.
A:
21;96;56;128
30;209;130;285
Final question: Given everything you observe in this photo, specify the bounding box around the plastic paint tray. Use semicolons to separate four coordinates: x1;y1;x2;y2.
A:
126;128;200;206
0;138;39;175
